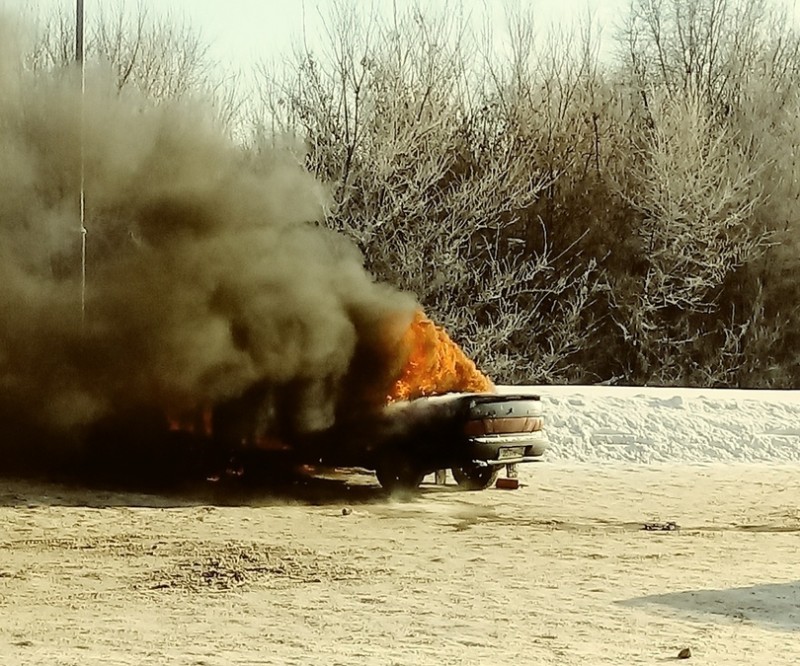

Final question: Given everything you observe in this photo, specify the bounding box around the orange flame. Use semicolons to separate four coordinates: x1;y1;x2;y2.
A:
388;310;494;402
167;404;213;437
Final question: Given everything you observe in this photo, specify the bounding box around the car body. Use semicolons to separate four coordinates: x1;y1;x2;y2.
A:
224;391;549;491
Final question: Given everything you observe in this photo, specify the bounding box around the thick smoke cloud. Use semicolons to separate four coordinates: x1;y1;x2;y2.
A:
0;17;417;471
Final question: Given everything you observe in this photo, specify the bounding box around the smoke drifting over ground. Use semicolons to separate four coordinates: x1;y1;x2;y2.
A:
0;17;417;473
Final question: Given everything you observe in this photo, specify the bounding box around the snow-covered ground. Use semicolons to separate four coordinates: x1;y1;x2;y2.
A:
498;385;800;464
3;465;799;665
3;388;799;665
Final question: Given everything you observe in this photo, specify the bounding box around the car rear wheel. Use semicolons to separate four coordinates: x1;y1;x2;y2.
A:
375;456;425;493
452;462;499;490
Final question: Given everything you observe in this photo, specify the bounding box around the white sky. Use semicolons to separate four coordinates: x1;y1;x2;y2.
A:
3;0;629;71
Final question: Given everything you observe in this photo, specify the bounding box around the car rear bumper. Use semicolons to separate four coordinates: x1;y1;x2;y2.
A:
467;431;549;465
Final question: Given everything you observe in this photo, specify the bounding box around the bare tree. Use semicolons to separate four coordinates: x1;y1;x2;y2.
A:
251;1;611;382
620;0;800;110
22;0;800;387
23;2;243;130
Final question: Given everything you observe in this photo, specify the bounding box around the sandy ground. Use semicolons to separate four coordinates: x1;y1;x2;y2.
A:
1;464;799;666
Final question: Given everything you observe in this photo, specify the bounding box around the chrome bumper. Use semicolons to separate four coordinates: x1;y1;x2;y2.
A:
467;431;549;465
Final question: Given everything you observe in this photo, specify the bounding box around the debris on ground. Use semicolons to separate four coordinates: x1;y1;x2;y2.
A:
642;521;679;531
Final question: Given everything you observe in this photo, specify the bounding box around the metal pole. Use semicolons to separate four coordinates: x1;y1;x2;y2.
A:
76;0;87;325
76;0;84;64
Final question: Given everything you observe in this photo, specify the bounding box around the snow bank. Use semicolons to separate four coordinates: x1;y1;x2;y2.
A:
498;385;800;463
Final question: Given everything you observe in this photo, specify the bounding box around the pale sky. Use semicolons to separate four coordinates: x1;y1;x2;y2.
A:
2;0;629;71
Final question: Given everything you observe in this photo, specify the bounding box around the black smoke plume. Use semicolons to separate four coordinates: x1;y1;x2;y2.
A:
0;17;417;479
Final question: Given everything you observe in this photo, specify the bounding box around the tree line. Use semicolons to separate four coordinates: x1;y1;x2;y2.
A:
24;0;800;387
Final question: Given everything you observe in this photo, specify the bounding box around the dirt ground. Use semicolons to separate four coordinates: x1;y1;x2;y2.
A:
1;463;798;666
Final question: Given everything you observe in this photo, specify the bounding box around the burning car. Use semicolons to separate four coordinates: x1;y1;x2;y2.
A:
69;311;548;493
368;390;548;491
206;311;549;492
217;389;548;492
69;314;548;491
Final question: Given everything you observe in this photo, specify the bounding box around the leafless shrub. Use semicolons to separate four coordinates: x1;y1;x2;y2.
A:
637;96;767;286
252;2;607;383
251;0;800;386
613;0;800;386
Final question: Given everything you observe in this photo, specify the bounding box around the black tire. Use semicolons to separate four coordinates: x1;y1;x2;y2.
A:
452;463;499;491
375;457;425;493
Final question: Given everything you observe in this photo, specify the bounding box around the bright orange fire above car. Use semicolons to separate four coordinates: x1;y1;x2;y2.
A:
387;310;494;402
